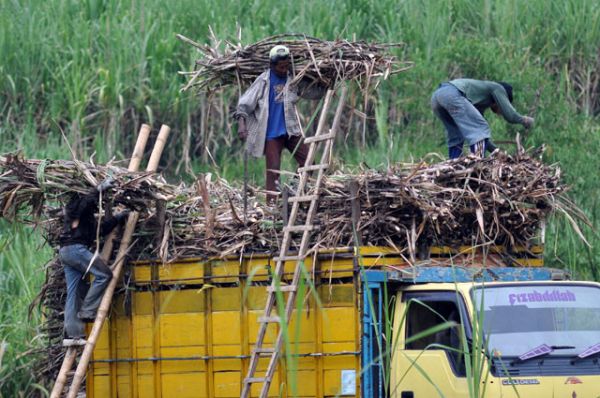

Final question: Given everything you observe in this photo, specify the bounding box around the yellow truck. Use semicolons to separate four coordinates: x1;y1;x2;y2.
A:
391;279;600;398
86;246;600;397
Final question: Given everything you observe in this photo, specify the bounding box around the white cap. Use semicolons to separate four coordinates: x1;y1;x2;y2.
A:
269;45;290;61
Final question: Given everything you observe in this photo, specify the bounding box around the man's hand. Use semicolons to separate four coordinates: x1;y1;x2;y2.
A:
115;210;130;224
237;117;249;141
522;116;535;129
97;176;115;193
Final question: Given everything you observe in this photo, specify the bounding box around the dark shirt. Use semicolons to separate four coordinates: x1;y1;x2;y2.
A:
59;192;119;247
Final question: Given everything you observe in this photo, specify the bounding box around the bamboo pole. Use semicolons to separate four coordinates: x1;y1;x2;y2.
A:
50;348;78;398
101;123;151;261
50;123;151;398
65;124;171;398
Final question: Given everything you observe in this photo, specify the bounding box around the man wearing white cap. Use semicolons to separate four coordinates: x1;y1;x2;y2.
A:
235;45;327;203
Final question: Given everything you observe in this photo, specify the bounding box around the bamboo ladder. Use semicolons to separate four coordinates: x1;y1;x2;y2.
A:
49;124;171;398
241;86;347;398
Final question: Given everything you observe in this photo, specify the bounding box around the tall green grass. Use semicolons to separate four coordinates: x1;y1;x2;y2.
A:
1;0;599;395
0;222;52;397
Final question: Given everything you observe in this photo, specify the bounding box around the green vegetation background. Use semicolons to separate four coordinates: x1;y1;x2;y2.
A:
1;0;599;395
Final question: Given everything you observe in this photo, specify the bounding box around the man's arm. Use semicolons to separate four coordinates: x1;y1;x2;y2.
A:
234;78;265;119
234;77;266;141
491;87;533;126
99;210;129;236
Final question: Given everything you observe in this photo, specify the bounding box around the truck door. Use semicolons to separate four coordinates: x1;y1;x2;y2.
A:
391;291;470;398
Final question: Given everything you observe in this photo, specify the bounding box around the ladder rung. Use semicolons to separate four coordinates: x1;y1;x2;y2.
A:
244;377;268;384
253;347;276;354
258;316;282;323
267;285;297;293
62;338;87;347
273;255;305;262
304;132;336;144
298;164;329;173
288;194;319;203
283;225;316;233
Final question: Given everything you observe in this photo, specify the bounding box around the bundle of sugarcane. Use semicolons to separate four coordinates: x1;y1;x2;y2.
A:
0;150;589;262
0;152;175;225
177;33;413;92
314;150;588;254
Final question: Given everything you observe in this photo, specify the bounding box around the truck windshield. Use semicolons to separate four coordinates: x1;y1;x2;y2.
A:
471;284;600;358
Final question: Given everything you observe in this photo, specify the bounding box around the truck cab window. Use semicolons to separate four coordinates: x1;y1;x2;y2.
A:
404;292;466;376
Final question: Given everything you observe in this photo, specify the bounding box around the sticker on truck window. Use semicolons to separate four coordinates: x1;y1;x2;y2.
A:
502;379;540;385
508;289;576;305
340;370;356;395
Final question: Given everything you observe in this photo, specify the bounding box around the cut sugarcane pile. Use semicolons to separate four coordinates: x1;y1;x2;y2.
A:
0;149;587;263
177;33;413;92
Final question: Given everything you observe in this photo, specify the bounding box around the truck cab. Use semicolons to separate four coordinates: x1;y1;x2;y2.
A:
389;278;600;398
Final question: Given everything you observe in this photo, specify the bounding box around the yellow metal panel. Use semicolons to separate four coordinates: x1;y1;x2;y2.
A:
246;258;271;282
212;287;241;311
93;346;110;361
211;345;242;371
95;320;110;351
134;265;152;283
319;284;354;307
246;286;268;309
160;346;207;373
117;378;132;397
162;372;208;397
92;375;110;398
287;370;316;396
283;258;313;280
357;246;402;256
136;347;154;375
213;371;241;397
137;374;154;397
159;290;206;313
211;312;241;346
135;291;153;315
322;307;355;342
288;310;316;343
292;354;316;370
134;315;154;347
321;257;354;278
91;353;110;375
160;313;205;347
211;260;241;283
159;262;204;284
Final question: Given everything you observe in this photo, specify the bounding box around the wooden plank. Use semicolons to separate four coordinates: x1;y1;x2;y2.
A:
304;132;336;144
266;285;297;293
288;194;320;203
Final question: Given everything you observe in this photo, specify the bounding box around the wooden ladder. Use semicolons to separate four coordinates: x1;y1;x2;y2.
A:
49;124;171;398
241;86;347;398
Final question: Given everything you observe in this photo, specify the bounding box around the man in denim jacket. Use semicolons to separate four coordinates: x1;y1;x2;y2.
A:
235;45;327;203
